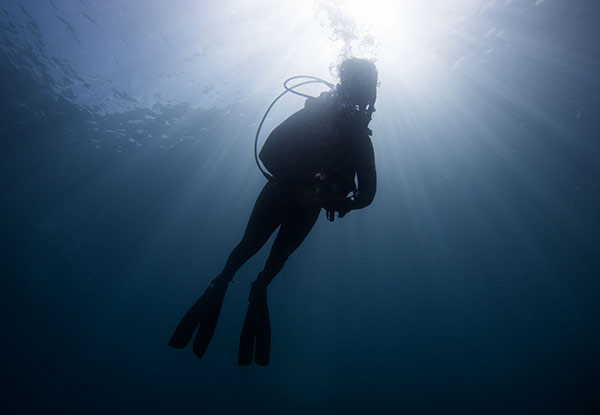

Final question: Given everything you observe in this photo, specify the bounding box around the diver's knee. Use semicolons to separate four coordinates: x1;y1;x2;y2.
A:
234;238;262;257
273;246;294;262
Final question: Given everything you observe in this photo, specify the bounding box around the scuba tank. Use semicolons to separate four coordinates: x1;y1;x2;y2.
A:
254;76;334;182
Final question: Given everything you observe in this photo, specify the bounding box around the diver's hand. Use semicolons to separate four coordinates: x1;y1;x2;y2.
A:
316;190;353;221
325;206;350;222
337;207;350;218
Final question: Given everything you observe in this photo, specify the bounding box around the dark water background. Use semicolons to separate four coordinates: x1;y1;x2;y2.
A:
1;1;599;413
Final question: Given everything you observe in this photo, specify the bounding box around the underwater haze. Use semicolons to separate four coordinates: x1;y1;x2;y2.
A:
1;0;599;413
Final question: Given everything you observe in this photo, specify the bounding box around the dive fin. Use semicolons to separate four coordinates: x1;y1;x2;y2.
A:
238;281;271;366
169;296;206;349
238;301;257;365
169;277;228;358
254;301;271;366
192;287;226;359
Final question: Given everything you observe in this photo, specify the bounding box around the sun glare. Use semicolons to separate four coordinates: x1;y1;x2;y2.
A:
310;0;480;82
315;0;449;67
345;0;402;38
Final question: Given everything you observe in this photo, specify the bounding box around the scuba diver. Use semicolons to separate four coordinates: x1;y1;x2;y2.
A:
169;58;378;365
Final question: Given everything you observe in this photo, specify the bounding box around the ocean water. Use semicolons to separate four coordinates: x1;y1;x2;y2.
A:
1;1;599;413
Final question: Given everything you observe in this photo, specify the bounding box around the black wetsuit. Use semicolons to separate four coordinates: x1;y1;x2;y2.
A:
219;92;377;287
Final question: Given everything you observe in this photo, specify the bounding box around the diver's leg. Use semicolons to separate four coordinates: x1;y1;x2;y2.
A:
218;182;282;282
239;204;321;365
257;204;321;285
170;182;282;357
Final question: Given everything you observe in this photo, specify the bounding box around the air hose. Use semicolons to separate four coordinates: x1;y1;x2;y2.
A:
254;75;334;181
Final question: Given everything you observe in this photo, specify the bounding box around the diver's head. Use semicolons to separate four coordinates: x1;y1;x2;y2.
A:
337;58;378;108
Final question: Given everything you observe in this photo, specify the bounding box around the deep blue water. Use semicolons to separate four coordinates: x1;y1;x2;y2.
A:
1;1;599;414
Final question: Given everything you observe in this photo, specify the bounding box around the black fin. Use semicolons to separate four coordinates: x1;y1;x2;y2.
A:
238;280;271;366
169;296;206;349
169;278;228;355
254;302;271;366
238;301;257;365
192;288;226;359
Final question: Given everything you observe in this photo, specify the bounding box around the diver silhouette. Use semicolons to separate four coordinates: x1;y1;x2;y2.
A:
169;58;378;365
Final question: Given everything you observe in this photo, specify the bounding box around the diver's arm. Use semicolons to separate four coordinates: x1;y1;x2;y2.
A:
347;136;376;210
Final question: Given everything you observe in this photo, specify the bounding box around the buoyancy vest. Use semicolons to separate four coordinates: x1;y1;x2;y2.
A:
259;92;367;197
